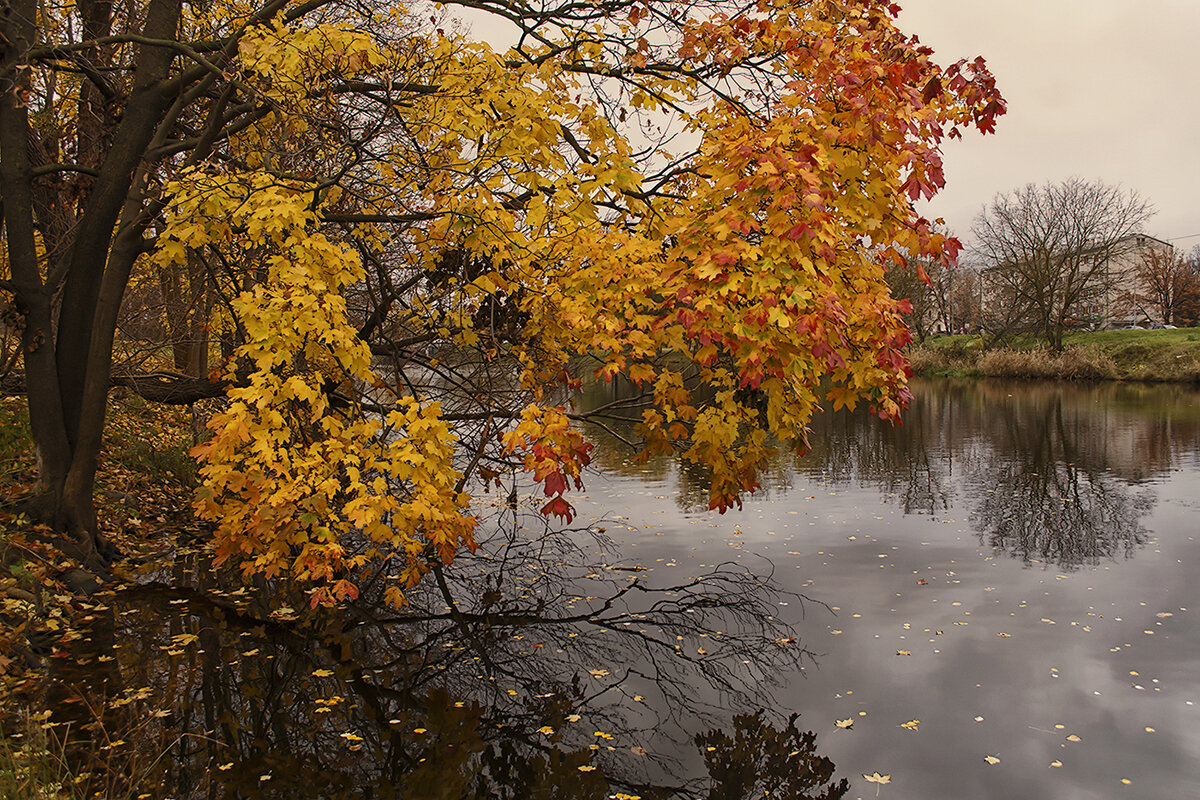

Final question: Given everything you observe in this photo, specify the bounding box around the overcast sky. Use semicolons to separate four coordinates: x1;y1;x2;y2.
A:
895;0;1200;249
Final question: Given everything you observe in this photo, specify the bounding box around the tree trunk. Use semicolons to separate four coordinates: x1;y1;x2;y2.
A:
1;0;185;568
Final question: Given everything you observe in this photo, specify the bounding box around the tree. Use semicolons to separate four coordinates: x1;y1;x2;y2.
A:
1170;246;1200;327
1;0;1003;597
1134;246;1189;326
971;179;1153;350
883;226;973;341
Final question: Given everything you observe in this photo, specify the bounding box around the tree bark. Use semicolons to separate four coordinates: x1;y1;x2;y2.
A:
1;0;185;567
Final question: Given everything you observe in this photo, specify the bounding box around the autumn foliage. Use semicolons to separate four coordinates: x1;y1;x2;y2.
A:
1;0;1002;603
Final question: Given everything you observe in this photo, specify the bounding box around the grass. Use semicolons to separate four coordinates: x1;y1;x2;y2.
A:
0;717;80;800
909;329;1200;382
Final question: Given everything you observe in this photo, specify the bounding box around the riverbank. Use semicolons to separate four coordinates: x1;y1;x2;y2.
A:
909;329;1200;382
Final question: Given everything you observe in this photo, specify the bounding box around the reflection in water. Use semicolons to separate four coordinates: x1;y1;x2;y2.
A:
584;377;1200;569
44;510;845;799
30;379;1200;797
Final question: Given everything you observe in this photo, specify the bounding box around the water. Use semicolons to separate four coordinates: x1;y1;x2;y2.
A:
575;377;1200;798
35;378;1200;798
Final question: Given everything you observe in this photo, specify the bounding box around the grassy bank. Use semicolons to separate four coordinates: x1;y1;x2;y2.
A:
909;329;1200;382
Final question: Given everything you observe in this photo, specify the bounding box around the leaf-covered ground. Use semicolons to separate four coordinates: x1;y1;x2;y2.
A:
0;393;209;792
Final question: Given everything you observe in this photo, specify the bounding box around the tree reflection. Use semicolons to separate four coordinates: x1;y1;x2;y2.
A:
966;383;1151;567
42;505;843;799
578;377;1189;569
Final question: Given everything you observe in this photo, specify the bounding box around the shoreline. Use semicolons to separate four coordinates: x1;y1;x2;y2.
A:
907;330;1200;384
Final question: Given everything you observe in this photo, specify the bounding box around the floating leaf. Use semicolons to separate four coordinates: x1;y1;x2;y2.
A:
1066;734;1081;742
835;718;854;729
862;772;891;784
896;650;911;656
983;755;1000;765
900;720;919;730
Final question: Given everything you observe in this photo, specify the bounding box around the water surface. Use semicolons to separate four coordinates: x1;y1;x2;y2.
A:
42;378;1200;799
576;378;1200;798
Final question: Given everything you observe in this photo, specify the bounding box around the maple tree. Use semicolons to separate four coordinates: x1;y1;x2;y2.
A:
0;0;1003;599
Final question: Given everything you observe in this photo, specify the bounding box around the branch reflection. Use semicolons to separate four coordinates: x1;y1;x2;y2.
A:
45;508;845;799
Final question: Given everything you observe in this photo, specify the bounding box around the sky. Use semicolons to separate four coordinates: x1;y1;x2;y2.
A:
894;0;1200;249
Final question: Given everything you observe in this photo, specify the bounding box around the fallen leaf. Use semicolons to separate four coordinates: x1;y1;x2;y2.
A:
1066;734;1081;742
896;650;911;656
835;718;854;729
862;772;891;784
984;755;1000;765
900;720;919;730
1050;760;1062;768
577;765;596;772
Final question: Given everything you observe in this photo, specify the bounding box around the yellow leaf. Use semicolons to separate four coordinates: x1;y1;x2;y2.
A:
835;718;854;729
984;755;1000;765
862;772;891;784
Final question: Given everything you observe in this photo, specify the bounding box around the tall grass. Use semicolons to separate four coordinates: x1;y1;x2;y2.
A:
977;346;1117;380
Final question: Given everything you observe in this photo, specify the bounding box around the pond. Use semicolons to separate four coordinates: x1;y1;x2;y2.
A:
31;378;1200;798
576;377;1200;798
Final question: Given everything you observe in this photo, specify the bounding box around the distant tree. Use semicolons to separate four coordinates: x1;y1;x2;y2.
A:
885;247;941;343
948;266;983;333
884;227;964;341
972;179;1153;350
1135;246;1191;326
1174;248;1200;327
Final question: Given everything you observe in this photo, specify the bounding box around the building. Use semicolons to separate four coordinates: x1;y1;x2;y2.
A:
1086;234;1175;329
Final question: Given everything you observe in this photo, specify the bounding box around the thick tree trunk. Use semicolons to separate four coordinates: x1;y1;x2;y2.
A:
1;0;185;568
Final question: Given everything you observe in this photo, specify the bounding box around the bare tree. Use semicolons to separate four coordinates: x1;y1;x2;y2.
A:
1134;247;1190;325
884;226;961;342
972;179;1154;350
